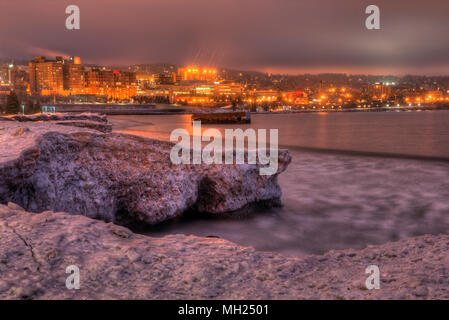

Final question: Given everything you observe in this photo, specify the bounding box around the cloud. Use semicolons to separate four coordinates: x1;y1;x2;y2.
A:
0;0;448;74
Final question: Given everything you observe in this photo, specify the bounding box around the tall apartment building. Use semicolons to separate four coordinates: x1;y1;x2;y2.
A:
63;57;83;95
29;56;65;95
83;67;113;97
84;67;137;100
111;71;137;100
29;56;137;100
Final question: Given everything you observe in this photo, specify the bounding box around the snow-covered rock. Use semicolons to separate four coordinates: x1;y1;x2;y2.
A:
1;203;448;299
0;114;290;225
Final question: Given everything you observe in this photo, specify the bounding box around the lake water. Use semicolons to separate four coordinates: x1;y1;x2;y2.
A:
109;111;449;256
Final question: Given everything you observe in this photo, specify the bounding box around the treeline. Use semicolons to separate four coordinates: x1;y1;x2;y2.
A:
0;91;42;115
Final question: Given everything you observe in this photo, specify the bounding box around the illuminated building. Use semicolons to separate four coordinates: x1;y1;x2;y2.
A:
138;87;170;98
136;73;154;95
281;91;308;105
83;67;112;97
136;74;153;82
167;85;195;103
195;84;215;96
0;65;11;84
249;89;279;103
111;71;137;100
153;72;177;85
164;84;216;105
364;83;392;101
424;91;443;102
63;56;83;95
178;67;217;82
0;85;12;106
29;56;136;100
174;95;214;105
214;82;243;99
84;68;137;100
0;64;28;98
29;56;65;95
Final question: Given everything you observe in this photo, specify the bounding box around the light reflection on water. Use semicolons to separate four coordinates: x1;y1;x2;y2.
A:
109;111;449;256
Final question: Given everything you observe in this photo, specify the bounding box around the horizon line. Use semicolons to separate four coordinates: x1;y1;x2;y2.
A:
2;55;449;78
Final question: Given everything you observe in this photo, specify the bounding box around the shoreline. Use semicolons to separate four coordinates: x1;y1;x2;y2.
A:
277;144;449;163
1;113;449;299
1;202;448;299
107;112;449;163
26;103;449;116
0;113;290;226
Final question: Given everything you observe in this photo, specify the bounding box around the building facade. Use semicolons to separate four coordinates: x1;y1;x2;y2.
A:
29;56;65;96
177;67;218;82
29;56;137;100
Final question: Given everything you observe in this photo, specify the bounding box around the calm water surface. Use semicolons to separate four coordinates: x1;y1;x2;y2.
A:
110;111;449;256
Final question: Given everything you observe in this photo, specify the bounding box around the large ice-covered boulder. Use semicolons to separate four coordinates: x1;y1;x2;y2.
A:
0;114;291;225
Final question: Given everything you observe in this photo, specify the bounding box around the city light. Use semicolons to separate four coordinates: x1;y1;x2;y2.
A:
0;55;448;109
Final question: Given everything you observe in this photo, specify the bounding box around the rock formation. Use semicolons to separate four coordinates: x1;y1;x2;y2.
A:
1;114;448;300
0;114;291;225
1;203;448;300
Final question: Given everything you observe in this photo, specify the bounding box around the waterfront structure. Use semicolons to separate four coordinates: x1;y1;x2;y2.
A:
168;82;244;105
174;95;214;105
249;89;279;103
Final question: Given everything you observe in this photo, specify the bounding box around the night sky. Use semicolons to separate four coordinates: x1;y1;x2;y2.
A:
1;0;448;75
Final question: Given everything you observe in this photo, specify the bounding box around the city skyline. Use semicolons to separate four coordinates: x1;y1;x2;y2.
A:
2;53;449;110
1;0;449;75
2;54;449;78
